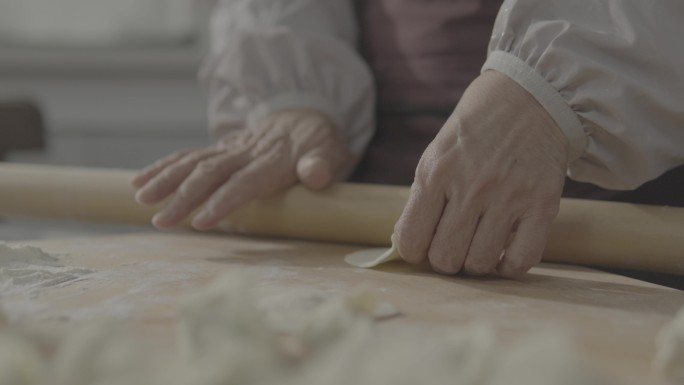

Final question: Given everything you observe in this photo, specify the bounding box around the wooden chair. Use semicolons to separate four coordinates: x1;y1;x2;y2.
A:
0;100;44;160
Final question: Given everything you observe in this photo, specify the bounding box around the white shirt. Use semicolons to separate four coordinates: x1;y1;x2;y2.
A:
204;0;684;190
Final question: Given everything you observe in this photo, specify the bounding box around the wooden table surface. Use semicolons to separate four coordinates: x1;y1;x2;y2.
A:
3;231;683;384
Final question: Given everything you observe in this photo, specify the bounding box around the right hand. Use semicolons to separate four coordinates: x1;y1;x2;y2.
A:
131;108;349;230
393;71;569;278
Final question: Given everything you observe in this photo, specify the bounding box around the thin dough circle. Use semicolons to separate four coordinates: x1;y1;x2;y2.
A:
344;235;401;268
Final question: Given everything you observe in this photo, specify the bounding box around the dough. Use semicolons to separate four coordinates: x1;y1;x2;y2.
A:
489;332;604;385
172;275;399;385
299;287;397;351
52;321;152;385
0;273;606;385
653;307;684;382
344;234;401;268
175;273;284;385
0;330;45;385
344;288;399;319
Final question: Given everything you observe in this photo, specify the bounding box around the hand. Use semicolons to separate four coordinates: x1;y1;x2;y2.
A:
131;108;349;230
394;71;569;278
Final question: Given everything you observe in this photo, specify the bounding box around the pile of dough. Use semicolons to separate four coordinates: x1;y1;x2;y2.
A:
0;329;45;385
489;332;604;385
653;308;684;382
0;274;608;385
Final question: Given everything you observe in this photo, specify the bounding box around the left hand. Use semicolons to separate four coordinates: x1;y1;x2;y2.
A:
394;70;570;278
131;108;349;230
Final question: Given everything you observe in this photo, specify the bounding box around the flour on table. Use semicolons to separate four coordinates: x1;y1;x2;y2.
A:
653;307;684;382
0;243;93;298
0;273;608;385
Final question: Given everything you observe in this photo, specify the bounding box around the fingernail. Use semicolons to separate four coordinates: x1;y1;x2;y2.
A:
152;211;172;227
298;159;331;190
134;190;147;205
192;211;211;228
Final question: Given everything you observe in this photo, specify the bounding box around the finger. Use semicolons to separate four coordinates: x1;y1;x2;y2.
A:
426;198;480;274
497;215;552;278
393;179;446;265
462;209;514;276
296;143;347;190
134;148;221;205
218;128;258;151
297;156;332;190
151;150;250;228
131;149;192;188
191;144;296;229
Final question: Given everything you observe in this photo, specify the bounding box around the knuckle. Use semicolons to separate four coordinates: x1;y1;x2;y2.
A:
196;159;223;175
237;170;262;186
413;157;435;184
413;163;436;187
183;150;213;166
263;146;287;164
172;149;191;159
393;232;424;264
250;140;272;157
414;145;455;187
156;168;177;185
431;159;454;181
160;151;188;167
175;183;198;201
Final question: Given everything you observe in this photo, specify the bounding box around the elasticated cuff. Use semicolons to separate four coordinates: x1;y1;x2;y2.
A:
482;51;587;161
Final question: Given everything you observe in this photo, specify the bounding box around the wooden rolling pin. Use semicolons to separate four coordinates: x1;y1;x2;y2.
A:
1;163;683;275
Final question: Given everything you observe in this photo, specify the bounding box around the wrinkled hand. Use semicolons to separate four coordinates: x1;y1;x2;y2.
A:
394;71;569;278
132;108;348;230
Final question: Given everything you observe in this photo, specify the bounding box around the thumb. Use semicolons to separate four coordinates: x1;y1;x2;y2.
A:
296;154;333;190
296;144;347;190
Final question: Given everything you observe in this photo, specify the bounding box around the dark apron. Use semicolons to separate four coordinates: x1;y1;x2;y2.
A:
351;0;499;185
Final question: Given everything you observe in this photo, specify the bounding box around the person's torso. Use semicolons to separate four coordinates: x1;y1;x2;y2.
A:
352;0;502;184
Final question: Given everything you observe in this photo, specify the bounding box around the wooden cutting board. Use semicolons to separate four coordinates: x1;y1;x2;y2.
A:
3;232;683;384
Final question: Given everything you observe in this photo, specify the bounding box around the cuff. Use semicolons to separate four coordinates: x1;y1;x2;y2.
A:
482;51;587;162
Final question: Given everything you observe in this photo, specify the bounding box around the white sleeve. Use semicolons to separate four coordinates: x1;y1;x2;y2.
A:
483;0;684;190
200;0;375;163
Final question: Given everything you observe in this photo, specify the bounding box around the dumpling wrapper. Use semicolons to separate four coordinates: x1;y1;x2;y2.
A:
344;234;402;268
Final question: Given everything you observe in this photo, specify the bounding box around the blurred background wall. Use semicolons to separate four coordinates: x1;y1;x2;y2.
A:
0;0;214;169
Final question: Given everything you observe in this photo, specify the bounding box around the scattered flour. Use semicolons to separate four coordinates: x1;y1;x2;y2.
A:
0;243;93;298
0;273;609;385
